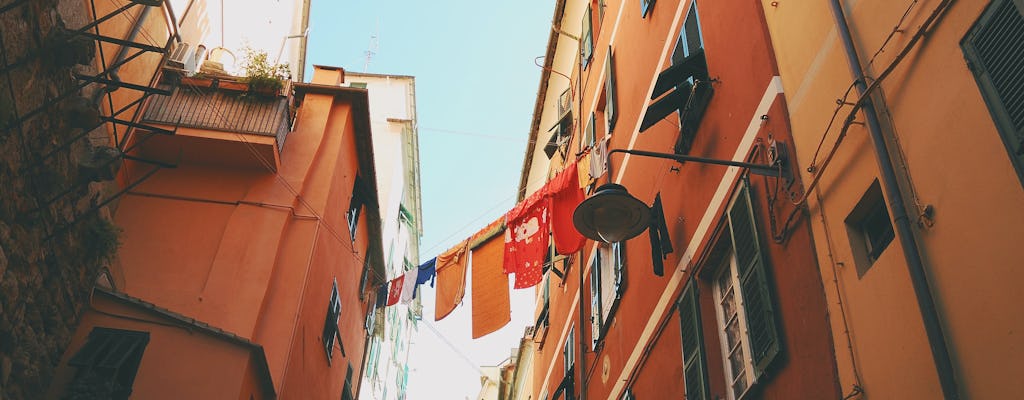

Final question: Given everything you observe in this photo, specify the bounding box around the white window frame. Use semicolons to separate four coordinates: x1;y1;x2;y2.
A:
712;251;756;399
590;241;625;349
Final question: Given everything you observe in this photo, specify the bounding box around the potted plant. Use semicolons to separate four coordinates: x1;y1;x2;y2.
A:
240;46;290;97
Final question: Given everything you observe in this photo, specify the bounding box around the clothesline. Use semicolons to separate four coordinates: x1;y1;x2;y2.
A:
371;153;608;339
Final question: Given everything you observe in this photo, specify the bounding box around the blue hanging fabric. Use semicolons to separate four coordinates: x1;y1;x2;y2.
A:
412;257;437;299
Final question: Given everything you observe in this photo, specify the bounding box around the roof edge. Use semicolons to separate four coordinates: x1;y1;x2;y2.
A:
518;0;568;201
93;287;278;398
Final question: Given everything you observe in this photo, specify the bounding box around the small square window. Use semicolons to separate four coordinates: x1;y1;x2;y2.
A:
845;180;895;277
350;82;367;89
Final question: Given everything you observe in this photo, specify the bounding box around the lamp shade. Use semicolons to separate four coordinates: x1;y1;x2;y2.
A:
572;183;652;243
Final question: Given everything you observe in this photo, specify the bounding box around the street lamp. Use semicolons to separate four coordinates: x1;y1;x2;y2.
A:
572;147;787;243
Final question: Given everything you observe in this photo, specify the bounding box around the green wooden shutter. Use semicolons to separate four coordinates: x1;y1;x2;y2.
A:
726;181;781;377
590;256;602;350
962;0;1024;185
605;48;618;132
678;280;709;400
582;5;594;69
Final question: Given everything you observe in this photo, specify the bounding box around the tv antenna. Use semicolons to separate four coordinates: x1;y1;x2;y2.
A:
363;19;379;72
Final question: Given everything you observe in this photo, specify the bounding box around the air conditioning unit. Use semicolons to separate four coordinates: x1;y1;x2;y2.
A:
165;42;200;74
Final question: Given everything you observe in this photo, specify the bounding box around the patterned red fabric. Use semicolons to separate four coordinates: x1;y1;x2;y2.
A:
386;276;403;306
503;190;549;289
549;161;585;254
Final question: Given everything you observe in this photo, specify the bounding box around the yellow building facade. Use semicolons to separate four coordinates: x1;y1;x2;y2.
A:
760;0;1024;398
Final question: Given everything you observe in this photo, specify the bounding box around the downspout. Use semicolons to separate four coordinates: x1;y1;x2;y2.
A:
577;249;586;400
826;2;959;399
91;6;152;104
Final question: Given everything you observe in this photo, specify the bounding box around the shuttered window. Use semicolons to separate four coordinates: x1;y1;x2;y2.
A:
323;279;343;364
678;280;710;400
604;48;619;133
684;182;781;399
582;5;595;69
725;181;781;379
67;327;149;400
590;242;625;349
963;0;1024;185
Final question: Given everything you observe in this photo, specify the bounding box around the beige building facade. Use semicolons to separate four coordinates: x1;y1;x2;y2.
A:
760;0;1024;398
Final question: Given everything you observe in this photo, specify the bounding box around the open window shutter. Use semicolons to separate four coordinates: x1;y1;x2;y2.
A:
726;181;781;377
600;246;617;327
678;280;709;400
649;193;673;276
590;256;602;350
962;0;1024;183
605;49;618;132
613;242;626;296
582;5;594;69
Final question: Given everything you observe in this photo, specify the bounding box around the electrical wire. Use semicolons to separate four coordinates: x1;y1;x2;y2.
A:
775;0;954;242
866;0;919;68
419;318;512;385
419;126;523;142
418;192;517;257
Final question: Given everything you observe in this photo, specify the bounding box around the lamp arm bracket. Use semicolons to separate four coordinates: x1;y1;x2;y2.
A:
608;148;788;179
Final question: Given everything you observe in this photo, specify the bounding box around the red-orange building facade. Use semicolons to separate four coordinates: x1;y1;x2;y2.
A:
47;61;387;399
520;0;840;399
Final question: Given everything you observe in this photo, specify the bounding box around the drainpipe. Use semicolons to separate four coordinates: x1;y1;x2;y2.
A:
826;2;959;399
91;6;152;104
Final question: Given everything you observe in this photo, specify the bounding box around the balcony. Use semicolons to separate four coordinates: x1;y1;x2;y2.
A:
127;78;292;172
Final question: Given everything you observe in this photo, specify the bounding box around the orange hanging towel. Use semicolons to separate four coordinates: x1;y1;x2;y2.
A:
470;220;510;339
434;240;469;321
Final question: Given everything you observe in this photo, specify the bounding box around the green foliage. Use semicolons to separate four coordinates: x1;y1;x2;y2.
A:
81;216;121;265
240;46;290;93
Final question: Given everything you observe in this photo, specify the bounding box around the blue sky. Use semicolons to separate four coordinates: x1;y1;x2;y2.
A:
305;1;554;398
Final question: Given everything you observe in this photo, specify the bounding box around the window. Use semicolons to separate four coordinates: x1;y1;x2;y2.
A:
962;0;1024;186
350;82;367;89
359;247;372;300
713;252;755;398
680;181;782;400
604;47;619;134
590;241;625;349
582;5;595;69
640;3;712;154
546;89;574;160
581;112;597;153
541;272;551;327
555;326;576;400
66;327;149;400
845;180;894;277
323;280;343;364
673;3;711;154
564;325;576;375
347;176;365;241
621;388;636;400
342;363;355;400
641;0;655;18
678;281;710;400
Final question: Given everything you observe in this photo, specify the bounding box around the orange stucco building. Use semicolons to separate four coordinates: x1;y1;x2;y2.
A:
32;0;382;397
48;59;386;398
518;0;838;399
761;0;1024;398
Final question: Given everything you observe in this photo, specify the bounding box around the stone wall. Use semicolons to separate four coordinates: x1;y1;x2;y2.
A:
0;1;120;398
